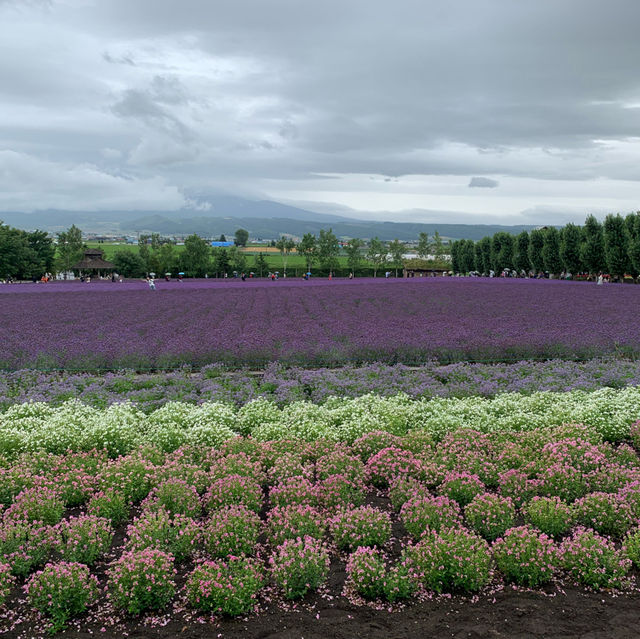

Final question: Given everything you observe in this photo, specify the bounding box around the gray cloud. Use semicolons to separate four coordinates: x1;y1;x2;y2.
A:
1;0;640;220
469;177;500;188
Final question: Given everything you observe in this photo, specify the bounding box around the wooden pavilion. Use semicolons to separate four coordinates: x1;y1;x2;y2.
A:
71;249;115;277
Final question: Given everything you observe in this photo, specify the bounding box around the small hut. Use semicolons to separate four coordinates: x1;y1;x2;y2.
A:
402;258;449;278
72;249;115;278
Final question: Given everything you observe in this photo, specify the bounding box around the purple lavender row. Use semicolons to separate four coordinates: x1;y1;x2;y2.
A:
1;277;639;371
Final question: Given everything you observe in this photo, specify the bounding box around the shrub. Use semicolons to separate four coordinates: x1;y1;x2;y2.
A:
493;526;557;587
269;477;318;508
126;509;200;562
316;450;365;482
366;447;422;488
538;463;587;503
87;489;130;526
209;453;265;484
57;515;113;566
400;495;461;539
571;492;634;538
98;456;155;504
0;520;58;576
522;496;573;538
0;562;14;606
141;478;202;519
352;431;400;462
108;549;176;615
345;546;386;599
186;557;263;616
629;419;640;449
498;469;539;507
437;471;485;507
388;475;430;512
329;506;392;550
204;474;263;513
25;561;99;632
464;493;515;541
3;485;64;526
267;453;313;485
269;536;330;599
405;528;492;593
203;505;261;558
622;527;640;568
560;527;631;590
316;474;366;511
267;505;326;546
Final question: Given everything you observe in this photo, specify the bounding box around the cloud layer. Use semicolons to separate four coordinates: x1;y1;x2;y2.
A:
1;0;640;223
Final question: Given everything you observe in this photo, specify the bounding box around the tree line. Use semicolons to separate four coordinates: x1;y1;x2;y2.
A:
450;213;640;280
0;222;55;280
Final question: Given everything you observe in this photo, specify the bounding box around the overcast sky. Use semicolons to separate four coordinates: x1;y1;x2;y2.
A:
2;0;640;225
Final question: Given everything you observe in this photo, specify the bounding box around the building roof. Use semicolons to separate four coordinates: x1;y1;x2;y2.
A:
72;249;115;270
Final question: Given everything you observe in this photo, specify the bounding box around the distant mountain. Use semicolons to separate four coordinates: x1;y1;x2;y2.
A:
2;195;538;241
123;214;537;242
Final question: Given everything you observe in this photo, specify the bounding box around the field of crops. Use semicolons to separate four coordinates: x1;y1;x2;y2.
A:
2;277;640;370
1;276;640;637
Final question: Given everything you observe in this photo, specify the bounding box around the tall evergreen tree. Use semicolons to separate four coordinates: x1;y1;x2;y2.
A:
450;240;462;273
528;229;545;273
559;223;583;275
477;237;492;274
416;232;430;259
580;215;605;275
627;213;640;276
491;232;514;272
603;213;630;278
513;231;530;273
542;227;563;275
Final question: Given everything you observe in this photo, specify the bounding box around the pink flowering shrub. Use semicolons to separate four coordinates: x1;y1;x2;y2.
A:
537;463;587;503
366;447;422;488
437;471;485;507
388;475;430;512
405;527;492;593
0;466;37;509
316;450;365;482
259;440;311;469
618;481;640;518
25;561;98;632
141;478;202;519
3;485;64;526
352;431;400;463
269;536;330;599
492;526;557;587
108;548;176;615
98;456;155;504
186;556;264;616
622;527;640;568
628;419;640;449
0;562;14;606
203;505;261;558
126;508;200;562
498;469;539;507
560;527;631;590
0;520;58;576
204;474;263;513
52;467;95;507
345;546;386;598
399;429;434;454
522;496;573;538
209;453;265;485
87;489;130;526
400;495;461;539
464;493;515;541
57;515;113;566
267;453;313;485
540;438;606;473
316;474;366;511
571;491;634;538
587;464;640;494
345;547;416;602
267;504;326;546
269;477;318;508
329;506;392;550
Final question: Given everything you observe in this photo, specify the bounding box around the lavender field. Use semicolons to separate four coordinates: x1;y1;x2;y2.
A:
2;277;639;370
